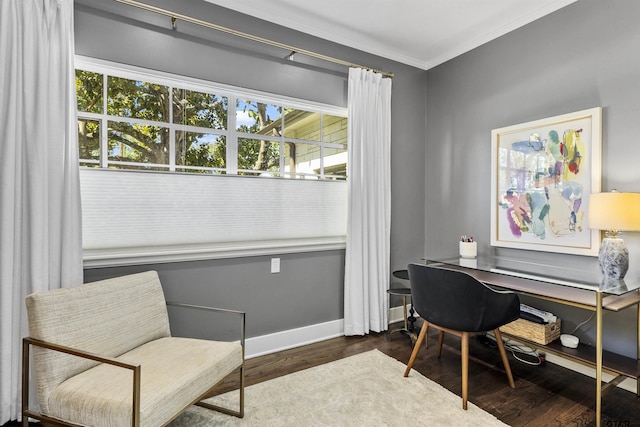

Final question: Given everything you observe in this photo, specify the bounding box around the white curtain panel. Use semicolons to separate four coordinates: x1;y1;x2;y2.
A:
344;68;392;335
0;0;82;423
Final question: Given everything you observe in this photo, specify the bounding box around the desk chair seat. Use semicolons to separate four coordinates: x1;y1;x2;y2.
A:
403;263;520;409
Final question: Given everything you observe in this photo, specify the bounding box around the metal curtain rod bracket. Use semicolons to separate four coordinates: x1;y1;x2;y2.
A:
113;0;394;78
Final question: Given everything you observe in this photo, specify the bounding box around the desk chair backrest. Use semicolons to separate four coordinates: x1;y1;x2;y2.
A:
407;263;520;332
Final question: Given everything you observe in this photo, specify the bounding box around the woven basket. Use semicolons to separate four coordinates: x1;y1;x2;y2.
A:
499;318;561;345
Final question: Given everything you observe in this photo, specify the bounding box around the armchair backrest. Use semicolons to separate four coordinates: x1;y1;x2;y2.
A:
407;263;520;332
25;270;171;412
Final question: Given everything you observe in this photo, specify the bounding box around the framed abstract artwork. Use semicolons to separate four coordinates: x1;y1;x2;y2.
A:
490;107;602;256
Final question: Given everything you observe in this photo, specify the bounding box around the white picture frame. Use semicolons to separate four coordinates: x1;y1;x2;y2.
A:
490;107;602;256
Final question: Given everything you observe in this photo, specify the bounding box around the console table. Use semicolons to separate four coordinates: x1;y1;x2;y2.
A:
425;256;640;427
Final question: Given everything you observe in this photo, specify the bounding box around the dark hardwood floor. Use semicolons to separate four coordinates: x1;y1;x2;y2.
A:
212;324;640;427
5;323;640;426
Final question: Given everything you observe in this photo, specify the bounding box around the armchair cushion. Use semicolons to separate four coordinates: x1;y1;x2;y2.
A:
48;337;241;427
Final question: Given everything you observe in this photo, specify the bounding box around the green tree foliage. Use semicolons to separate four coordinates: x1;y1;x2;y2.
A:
76;70;281;173
237;101;280;174
106;76;169;165
173;88;227;170
76;71;102;162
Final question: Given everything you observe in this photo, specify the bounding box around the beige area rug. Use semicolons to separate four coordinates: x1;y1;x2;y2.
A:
170;349;508;427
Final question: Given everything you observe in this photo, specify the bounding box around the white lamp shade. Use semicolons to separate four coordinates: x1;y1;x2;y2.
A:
588;192;640;231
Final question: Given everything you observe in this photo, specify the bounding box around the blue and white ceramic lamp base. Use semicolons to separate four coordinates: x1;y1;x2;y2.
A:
598;237;629;279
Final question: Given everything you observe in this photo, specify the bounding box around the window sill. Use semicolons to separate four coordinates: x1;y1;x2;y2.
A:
83;236;347;268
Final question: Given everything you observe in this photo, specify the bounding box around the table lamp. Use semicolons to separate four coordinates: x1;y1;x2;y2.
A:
588;191;640;279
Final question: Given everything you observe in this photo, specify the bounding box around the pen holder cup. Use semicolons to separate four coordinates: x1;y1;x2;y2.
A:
459;257;477;268
459;241;477;259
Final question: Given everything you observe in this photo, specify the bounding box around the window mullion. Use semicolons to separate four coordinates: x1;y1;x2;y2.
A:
320;114;324;179
169;85;175;172
100;74;108;168
279;109;285;177
227;95;238;174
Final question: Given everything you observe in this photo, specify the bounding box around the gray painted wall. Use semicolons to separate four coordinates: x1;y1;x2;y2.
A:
76;0;427;339
426;0;640;357
78;0;638;359
83;252;345;338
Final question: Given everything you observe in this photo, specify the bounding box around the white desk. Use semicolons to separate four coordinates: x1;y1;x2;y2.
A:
425;256;640;427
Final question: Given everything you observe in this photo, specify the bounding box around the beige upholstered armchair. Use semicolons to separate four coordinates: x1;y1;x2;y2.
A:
22;271;245;427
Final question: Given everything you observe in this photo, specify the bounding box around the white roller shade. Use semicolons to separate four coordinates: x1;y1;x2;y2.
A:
80;169;347;265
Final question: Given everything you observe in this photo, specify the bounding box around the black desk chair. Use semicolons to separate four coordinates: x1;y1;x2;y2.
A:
403;263;520;410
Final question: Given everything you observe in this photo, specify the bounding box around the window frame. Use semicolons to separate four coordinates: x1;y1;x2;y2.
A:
75;56;347;179
75;56;348;268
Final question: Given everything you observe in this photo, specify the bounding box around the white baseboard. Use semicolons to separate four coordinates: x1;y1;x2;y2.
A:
245;304;416;359
245;319;344;358
389;303;419;325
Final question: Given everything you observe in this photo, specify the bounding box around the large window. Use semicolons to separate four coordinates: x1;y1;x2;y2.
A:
75;57;348;266
76;61;347;180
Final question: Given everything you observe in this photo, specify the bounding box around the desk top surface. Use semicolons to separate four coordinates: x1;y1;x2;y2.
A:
425;256;640;297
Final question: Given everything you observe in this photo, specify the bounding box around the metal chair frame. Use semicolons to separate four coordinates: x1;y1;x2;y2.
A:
22;303;245;427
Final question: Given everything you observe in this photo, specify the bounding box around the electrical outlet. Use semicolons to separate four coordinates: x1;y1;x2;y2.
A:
271;258;280;273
